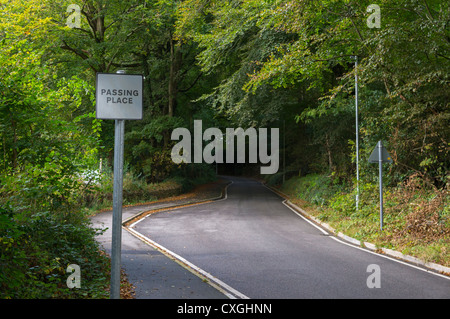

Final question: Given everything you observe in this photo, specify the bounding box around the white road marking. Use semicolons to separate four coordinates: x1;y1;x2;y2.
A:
266;184;450;281
125;179;449;301
124;180;250;299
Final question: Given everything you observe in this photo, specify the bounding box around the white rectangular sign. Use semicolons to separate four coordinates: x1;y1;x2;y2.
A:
96;73;143;120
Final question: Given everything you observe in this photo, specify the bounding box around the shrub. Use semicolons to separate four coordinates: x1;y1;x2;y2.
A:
0;205;109;298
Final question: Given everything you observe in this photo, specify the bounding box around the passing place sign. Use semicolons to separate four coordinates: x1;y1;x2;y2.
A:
96;73;143;120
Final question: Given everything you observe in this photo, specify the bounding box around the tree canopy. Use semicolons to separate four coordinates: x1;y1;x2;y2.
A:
2;0;447;184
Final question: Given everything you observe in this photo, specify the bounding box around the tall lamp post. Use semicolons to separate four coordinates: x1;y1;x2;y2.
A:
352;56;360;211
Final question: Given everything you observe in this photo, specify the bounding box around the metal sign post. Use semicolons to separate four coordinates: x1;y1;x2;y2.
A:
96;71;143;299
369;141;393;230
110;118;124;299
377;142;384;230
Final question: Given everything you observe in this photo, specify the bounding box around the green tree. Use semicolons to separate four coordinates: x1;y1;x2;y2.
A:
0;0;109;298
176;0;449;184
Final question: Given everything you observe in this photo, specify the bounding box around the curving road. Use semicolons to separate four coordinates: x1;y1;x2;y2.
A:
130;176;450;299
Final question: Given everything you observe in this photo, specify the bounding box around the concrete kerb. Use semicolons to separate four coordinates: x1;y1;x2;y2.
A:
266;184;450;277
122;181;232;227
122;196;219;227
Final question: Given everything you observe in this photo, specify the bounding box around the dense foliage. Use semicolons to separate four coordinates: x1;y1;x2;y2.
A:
176;0;449;186
0;0;448;297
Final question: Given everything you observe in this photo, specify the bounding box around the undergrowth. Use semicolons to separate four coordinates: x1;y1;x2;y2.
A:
0;161;216;298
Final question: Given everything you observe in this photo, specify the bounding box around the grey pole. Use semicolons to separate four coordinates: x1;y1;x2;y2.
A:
355;56;360;212
378;141;383;230
283;120;286;184
110;70;126;299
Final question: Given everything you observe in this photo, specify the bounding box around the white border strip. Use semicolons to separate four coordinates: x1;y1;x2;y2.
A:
283;200;450;279
265;184;450;280
282;199;329;235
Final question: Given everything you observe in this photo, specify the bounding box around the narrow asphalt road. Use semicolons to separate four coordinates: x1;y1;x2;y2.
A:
131;176;450;299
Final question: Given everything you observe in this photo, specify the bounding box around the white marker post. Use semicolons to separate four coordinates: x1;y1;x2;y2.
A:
96;71;143;299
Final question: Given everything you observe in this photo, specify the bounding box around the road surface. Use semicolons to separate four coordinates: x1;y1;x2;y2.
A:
130;176;450;298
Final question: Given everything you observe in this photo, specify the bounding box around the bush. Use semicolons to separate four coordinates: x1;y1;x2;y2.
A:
0;160;110;298
281;174;347;207
169;163;217;192
0;205;109;298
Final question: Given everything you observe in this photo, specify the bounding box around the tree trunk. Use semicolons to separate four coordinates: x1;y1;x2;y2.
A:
168;36;182;117
11;117;17;171
325;134;334;173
